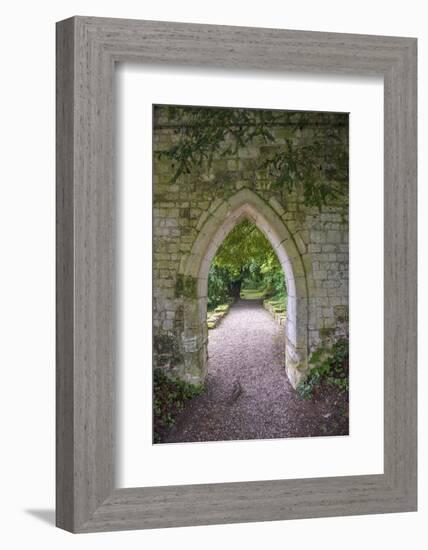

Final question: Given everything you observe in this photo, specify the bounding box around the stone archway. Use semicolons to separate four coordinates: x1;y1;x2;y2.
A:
178;188;309;388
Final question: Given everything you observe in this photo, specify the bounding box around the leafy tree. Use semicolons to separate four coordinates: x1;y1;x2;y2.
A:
208;219;286;307
215;219;272;271
207;264;239;309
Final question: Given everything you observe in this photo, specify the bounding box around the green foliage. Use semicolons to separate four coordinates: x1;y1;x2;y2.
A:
259;253;286;298
259;136;348;207
207;219;286;307
153;369;204;443
214;219;273;273
207;264;237;309
156;105;348;208
297;338;349;400
157;105;278;182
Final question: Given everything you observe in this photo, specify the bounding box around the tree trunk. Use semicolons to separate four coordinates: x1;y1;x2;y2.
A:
229;279;242;299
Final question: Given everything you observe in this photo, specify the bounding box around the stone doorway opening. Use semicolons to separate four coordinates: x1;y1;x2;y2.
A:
178;189;309;388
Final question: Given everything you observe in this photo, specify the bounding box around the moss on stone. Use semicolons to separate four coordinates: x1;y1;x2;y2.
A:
319;327;335;339
153;332;182;366
175;274;197;298
334;305;349;323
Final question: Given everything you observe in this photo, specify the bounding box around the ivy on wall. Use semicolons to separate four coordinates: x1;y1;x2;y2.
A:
155;105;348;209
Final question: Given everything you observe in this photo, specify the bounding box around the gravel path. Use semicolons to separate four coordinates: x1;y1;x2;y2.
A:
164;299;348;443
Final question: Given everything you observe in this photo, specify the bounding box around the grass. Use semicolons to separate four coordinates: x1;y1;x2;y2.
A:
240;288;266;300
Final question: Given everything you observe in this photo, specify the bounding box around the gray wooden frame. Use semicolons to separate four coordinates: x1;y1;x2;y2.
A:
56;16;417;533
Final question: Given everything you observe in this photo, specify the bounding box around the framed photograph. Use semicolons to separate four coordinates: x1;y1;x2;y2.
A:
151;103;350;446
56;16;417;532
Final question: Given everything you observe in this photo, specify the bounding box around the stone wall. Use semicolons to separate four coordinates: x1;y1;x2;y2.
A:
153;107;348;388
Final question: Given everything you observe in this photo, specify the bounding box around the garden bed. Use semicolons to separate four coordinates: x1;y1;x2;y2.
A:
207;301;233;329
263;296;287;326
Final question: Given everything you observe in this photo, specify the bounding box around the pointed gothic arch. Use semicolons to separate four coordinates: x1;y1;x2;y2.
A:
178;188;309;388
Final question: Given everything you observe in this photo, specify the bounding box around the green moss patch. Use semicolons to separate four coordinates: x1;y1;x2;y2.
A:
175;274;197;299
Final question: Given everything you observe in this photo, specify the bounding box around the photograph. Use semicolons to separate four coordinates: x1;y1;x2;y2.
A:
0;1;418;541
152;104;349;444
